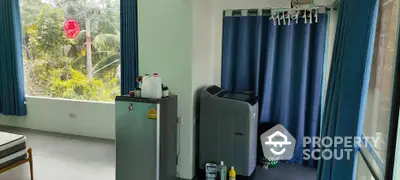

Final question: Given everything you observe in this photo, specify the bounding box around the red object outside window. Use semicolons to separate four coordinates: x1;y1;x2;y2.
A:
63;18;80;39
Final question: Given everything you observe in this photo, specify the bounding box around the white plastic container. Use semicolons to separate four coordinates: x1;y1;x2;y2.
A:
141;73;162;99
152;73;162;98
140;74;151;98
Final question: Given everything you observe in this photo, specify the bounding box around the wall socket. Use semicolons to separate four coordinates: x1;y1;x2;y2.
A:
177;117;182;124
69;113;77;118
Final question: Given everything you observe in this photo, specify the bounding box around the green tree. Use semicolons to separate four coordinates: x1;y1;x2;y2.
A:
46;67;119;101
23;4;72;96
20;0;121;102
60;0;120;80
27;5;68;57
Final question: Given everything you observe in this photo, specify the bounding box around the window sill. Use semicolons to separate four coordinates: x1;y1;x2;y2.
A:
25;95;115;105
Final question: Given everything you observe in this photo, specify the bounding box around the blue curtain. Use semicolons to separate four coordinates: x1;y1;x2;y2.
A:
120;0;139;95
221;12;328;167
0;0;27;116
317;0;379;179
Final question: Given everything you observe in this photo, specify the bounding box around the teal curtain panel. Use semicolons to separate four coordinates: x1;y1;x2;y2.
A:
0;0;27;116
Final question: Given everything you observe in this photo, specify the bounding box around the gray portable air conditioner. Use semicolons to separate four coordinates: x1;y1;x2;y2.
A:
198;85;258;177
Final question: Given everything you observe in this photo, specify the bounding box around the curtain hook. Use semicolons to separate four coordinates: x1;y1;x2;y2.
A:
287;12;291;25
270;15;277;26
309;9;313;24
303;10;307;24
293;11;299;24
277;12;281;25
269;12;277;26
314;9;319;23
282;12;286;25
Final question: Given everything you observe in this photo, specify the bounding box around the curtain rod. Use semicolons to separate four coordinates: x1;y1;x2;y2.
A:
223;5;337;13
223;6;337;17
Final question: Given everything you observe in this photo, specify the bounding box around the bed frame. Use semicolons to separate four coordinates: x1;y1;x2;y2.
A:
0;148;33;180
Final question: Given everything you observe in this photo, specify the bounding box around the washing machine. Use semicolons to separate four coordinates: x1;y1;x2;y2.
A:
199;86;258;177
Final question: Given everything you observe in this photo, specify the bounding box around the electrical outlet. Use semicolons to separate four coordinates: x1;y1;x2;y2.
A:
177;117;182;124
69;113;77;118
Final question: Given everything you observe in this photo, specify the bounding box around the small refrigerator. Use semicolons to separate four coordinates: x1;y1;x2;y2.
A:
115;95;178;180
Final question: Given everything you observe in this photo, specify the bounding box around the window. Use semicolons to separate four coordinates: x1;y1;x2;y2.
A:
356;153;378;180
357;0;399;179
20;0;120;102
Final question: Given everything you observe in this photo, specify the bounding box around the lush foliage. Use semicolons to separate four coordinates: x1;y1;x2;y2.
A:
21;0;120;102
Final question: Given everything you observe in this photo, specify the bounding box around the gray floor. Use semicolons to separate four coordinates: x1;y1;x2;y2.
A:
248;164;316;180
194;164;316;180
0;126;316;180
0;126;115;180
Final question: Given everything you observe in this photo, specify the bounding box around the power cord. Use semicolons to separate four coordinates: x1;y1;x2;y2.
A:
176;117;181;179
177;117;181;158
290;0;316;8
310;0;316;8
291;0;299;8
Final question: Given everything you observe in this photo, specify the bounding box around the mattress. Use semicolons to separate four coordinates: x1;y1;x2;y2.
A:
0;132;27;169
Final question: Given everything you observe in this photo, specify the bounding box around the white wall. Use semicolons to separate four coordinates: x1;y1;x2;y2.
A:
0;96;115;139
322;7;338;114
137;0;194;178
191;0;213;176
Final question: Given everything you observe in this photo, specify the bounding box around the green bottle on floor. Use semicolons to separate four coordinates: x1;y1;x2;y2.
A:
219;161;227;180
